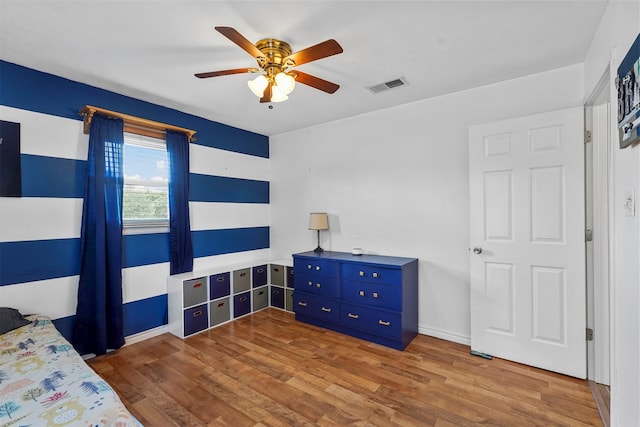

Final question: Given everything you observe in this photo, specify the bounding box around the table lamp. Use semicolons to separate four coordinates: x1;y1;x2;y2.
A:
309;212;329;253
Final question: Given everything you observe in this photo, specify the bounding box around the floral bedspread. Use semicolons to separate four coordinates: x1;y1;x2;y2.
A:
0;316;141;426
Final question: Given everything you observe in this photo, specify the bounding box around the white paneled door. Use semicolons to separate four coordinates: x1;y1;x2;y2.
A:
469;107;586;378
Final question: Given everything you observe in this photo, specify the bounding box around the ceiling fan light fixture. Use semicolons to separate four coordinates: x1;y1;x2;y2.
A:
275;72;296;95
197;27;343;104
248;75;268;97
270;84;289;102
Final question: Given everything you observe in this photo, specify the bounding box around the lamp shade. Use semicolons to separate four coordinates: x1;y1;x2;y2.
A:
247;75;268;97
275;72;296;95
270;84;289;102
309;212;329;230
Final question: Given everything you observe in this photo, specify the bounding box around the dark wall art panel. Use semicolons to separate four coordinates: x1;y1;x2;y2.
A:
0;120;22;197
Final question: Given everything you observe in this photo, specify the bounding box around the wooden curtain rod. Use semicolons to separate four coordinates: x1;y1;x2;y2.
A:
80;105;197;142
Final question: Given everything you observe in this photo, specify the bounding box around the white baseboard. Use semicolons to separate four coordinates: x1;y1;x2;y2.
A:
124;324;169;346
418;325;471;346
81;325;170;360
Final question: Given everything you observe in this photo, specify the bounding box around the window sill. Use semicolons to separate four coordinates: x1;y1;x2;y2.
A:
123;224;169;235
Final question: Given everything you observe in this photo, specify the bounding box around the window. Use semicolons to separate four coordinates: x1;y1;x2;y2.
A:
122;133;169;228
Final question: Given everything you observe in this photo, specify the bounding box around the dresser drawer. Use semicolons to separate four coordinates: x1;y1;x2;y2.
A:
342;280;401;311
340;303;401;339
182;277;207;308
295;273;340;298
294;258;339;278
341;264;401;286
293;292;340;324
209;272;231;300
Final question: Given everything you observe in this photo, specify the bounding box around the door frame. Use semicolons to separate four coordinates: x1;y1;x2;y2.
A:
584;66;612;385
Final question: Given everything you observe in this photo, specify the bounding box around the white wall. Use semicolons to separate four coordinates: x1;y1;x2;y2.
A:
270;64;585;344
584;1;640;425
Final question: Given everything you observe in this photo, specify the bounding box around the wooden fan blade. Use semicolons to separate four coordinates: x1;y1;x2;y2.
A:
195;68;259;78
284;39;343;67
260;82;272;103
295;71;340;94
215;26;265;60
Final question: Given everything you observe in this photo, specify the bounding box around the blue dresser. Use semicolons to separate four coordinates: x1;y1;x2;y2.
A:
292;251;419;350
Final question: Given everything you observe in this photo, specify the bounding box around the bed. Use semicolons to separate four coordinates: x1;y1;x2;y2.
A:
0;309;141;426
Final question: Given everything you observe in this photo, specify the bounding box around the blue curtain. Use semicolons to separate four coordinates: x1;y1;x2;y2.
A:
73;114;125;355
167;130;193;274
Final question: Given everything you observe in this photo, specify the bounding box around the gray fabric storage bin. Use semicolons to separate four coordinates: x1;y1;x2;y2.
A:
182;277;207;308
209;297;230;327
253;287;269;311
233;268;251;293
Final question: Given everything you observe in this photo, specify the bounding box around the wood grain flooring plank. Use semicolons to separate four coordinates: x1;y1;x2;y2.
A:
589;381;610;427
131;397;180;427
191;360;318;426
87;308;601;426
165;383;256;427
137;381;205;426
92;362;148;406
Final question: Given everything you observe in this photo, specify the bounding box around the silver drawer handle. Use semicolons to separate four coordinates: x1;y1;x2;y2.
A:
321;307;331;312
193;310;202;317
298;301;308;307
216;277;225;282
348;313;359;319
239;296;248;302
257;268;264;273
378;320;390;326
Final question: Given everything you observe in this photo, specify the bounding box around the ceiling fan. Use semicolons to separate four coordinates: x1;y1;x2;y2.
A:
195;26;343;103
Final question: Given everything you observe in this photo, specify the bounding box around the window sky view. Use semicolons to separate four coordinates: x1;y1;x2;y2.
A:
123;143;168;183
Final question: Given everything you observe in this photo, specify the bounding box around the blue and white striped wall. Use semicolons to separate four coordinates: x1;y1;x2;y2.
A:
0;61;270;342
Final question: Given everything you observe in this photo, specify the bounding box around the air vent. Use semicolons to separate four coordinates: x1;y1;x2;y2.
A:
367;77;408;94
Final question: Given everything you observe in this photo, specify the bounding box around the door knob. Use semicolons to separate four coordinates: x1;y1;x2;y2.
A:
472;246;483;254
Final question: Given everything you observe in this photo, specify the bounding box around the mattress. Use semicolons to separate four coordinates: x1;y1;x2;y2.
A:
0;315;141;426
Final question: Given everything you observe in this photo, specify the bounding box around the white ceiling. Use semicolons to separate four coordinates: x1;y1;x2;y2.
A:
0;1;608;136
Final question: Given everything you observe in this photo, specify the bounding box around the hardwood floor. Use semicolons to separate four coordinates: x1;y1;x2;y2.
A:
589;381;610;427
88;308;602;426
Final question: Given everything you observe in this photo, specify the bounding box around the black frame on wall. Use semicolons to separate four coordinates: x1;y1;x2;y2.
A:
0;120;22;197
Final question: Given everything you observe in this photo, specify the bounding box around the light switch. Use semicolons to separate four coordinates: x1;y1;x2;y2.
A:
623;191;635;217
